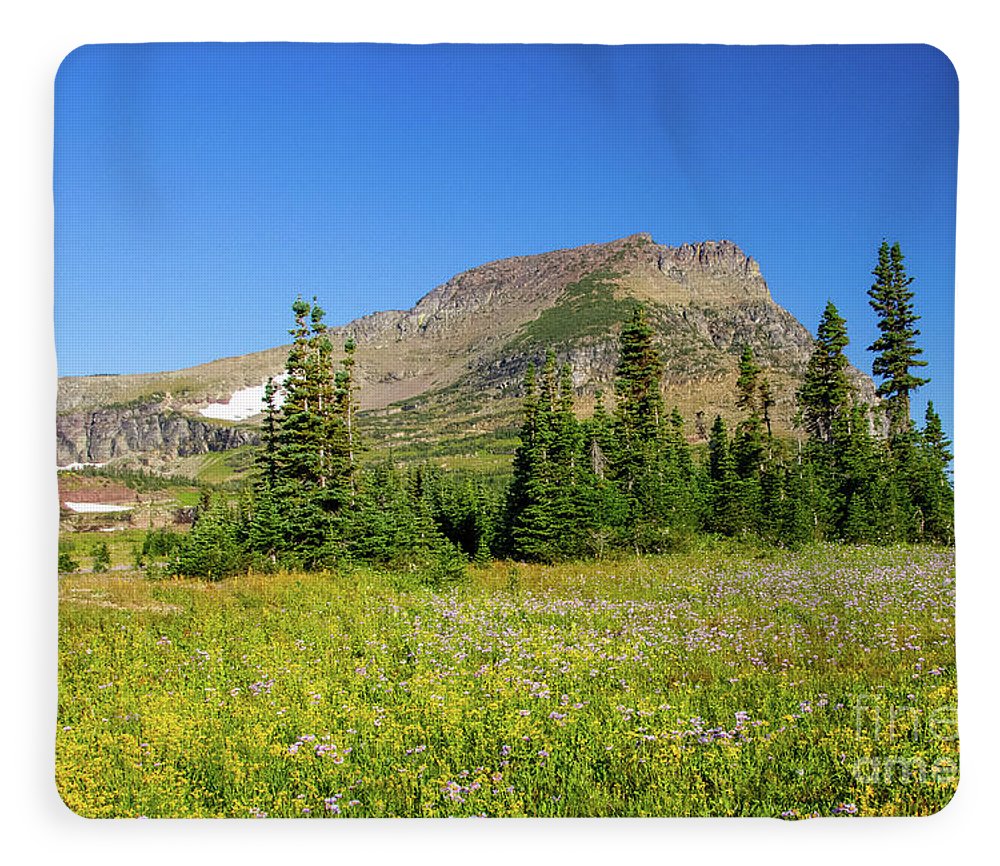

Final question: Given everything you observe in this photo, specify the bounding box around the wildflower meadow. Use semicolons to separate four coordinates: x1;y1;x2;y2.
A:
56;544;956;818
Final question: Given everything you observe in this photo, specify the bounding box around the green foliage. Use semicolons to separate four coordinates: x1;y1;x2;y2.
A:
868;241;930;437
414;464;499;562
336;463;469;586
500;351;627;561
131;527;185;572
502;309;709;560
798;302;851;444
171;495;246;580
160;255;954;582
58;550;79;573
141;528;184;558
91;542;111;573
66;464;200;491
510;271;638;349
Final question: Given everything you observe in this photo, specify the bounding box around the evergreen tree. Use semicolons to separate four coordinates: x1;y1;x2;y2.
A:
706;415;747;536
344;464;437;562
759;374;775;440
921;401;953;468
614;306;665;458
917;401;955;544
834;402;898;543
418;464;498;563
798;301;852;445
777;457;819;547
500;361;551;560
735;344;761;416
259;376;280;490
867;241;930;437
333;336;360;502
267;297;360;562
708;415;730;484
907;402;954;543
172;494;245;580
613;306;686;551
580;391;629;556
502;352;619;560
275;297;325;487
91;542;111;574
583;390;615;481
246;485;284;570
546;362;601;558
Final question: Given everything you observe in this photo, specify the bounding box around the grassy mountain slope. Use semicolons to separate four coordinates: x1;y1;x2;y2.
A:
56;233;876;471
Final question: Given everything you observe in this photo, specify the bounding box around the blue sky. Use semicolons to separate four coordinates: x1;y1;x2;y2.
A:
55;43;957;438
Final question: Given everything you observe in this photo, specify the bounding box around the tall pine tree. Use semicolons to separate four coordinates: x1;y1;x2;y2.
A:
867;241;929;437
268;297;360;564
798;301;852;445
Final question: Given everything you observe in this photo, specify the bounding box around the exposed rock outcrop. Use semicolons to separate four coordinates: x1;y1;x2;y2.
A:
57;233;883;463
56;401;258;467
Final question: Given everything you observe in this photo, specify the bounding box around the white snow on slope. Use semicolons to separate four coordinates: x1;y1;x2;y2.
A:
63;502;133;513
199;375;287;422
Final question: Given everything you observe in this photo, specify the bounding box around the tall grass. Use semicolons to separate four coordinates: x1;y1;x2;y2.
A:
56;545;956;818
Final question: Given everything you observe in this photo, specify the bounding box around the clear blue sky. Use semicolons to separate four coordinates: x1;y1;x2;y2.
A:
55;43;957;438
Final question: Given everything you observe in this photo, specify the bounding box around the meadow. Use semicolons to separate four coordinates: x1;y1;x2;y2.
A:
56;544;957;818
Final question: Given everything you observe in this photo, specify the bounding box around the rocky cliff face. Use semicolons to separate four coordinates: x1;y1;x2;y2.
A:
341;235;771;346
56;401;258;467
57;233;880;465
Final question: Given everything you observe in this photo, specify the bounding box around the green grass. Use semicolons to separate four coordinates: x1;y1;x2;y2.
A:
59;529;152;571
507;271;640;350
56;545;956;818
174;447;257;486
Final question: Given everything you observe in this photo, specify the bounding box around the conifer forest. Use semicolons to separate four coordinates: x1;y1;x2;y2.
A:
169;240;953;580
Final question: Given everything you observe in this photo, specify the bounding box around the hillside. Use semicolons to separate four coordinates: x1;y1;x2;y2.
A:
56;233;878;471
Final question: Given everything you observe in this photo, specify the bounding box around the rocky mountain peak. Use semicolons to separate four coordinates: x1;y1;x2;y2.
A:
56;234;879;469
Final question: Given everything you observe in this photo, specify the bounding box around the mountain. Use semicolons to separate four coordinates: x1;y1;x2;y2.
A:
56;233;878;471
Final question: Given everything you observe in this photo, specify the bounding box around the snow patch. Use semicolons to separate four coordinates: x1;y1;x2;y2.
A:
58;462;107;471
199;375;287;422
63;502;133;513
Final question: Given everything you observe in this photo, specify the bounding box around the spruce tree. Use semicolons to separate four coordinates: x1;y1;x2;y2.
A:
501;361;554;560
835;402;897;543
613;306;683;551
867;241;930;437
798;301;852;445
777;457;818;547
708;415;729;484
706;416;745;536
584;390;615;480
733;345;765;480
909;402;954;543
276;297;324;487
580;391;628;555
344;462;460;575
92;541;111;573
548;363;606;558
419;466;497;562
502;351;618;560
333;336;360;502
614;306;664;455
268;297;361;564
246;485;283;570
172;494;245;580
921;401;953;468
259;376;280;490
735;344;761;416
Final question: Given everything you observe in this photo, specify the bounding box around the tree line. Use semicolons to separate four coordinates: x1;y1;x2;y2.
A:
170;240;952;578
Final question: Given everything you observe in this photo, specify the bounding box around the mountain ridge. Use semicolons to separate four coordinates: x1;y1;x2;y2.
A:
56;233;877;469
